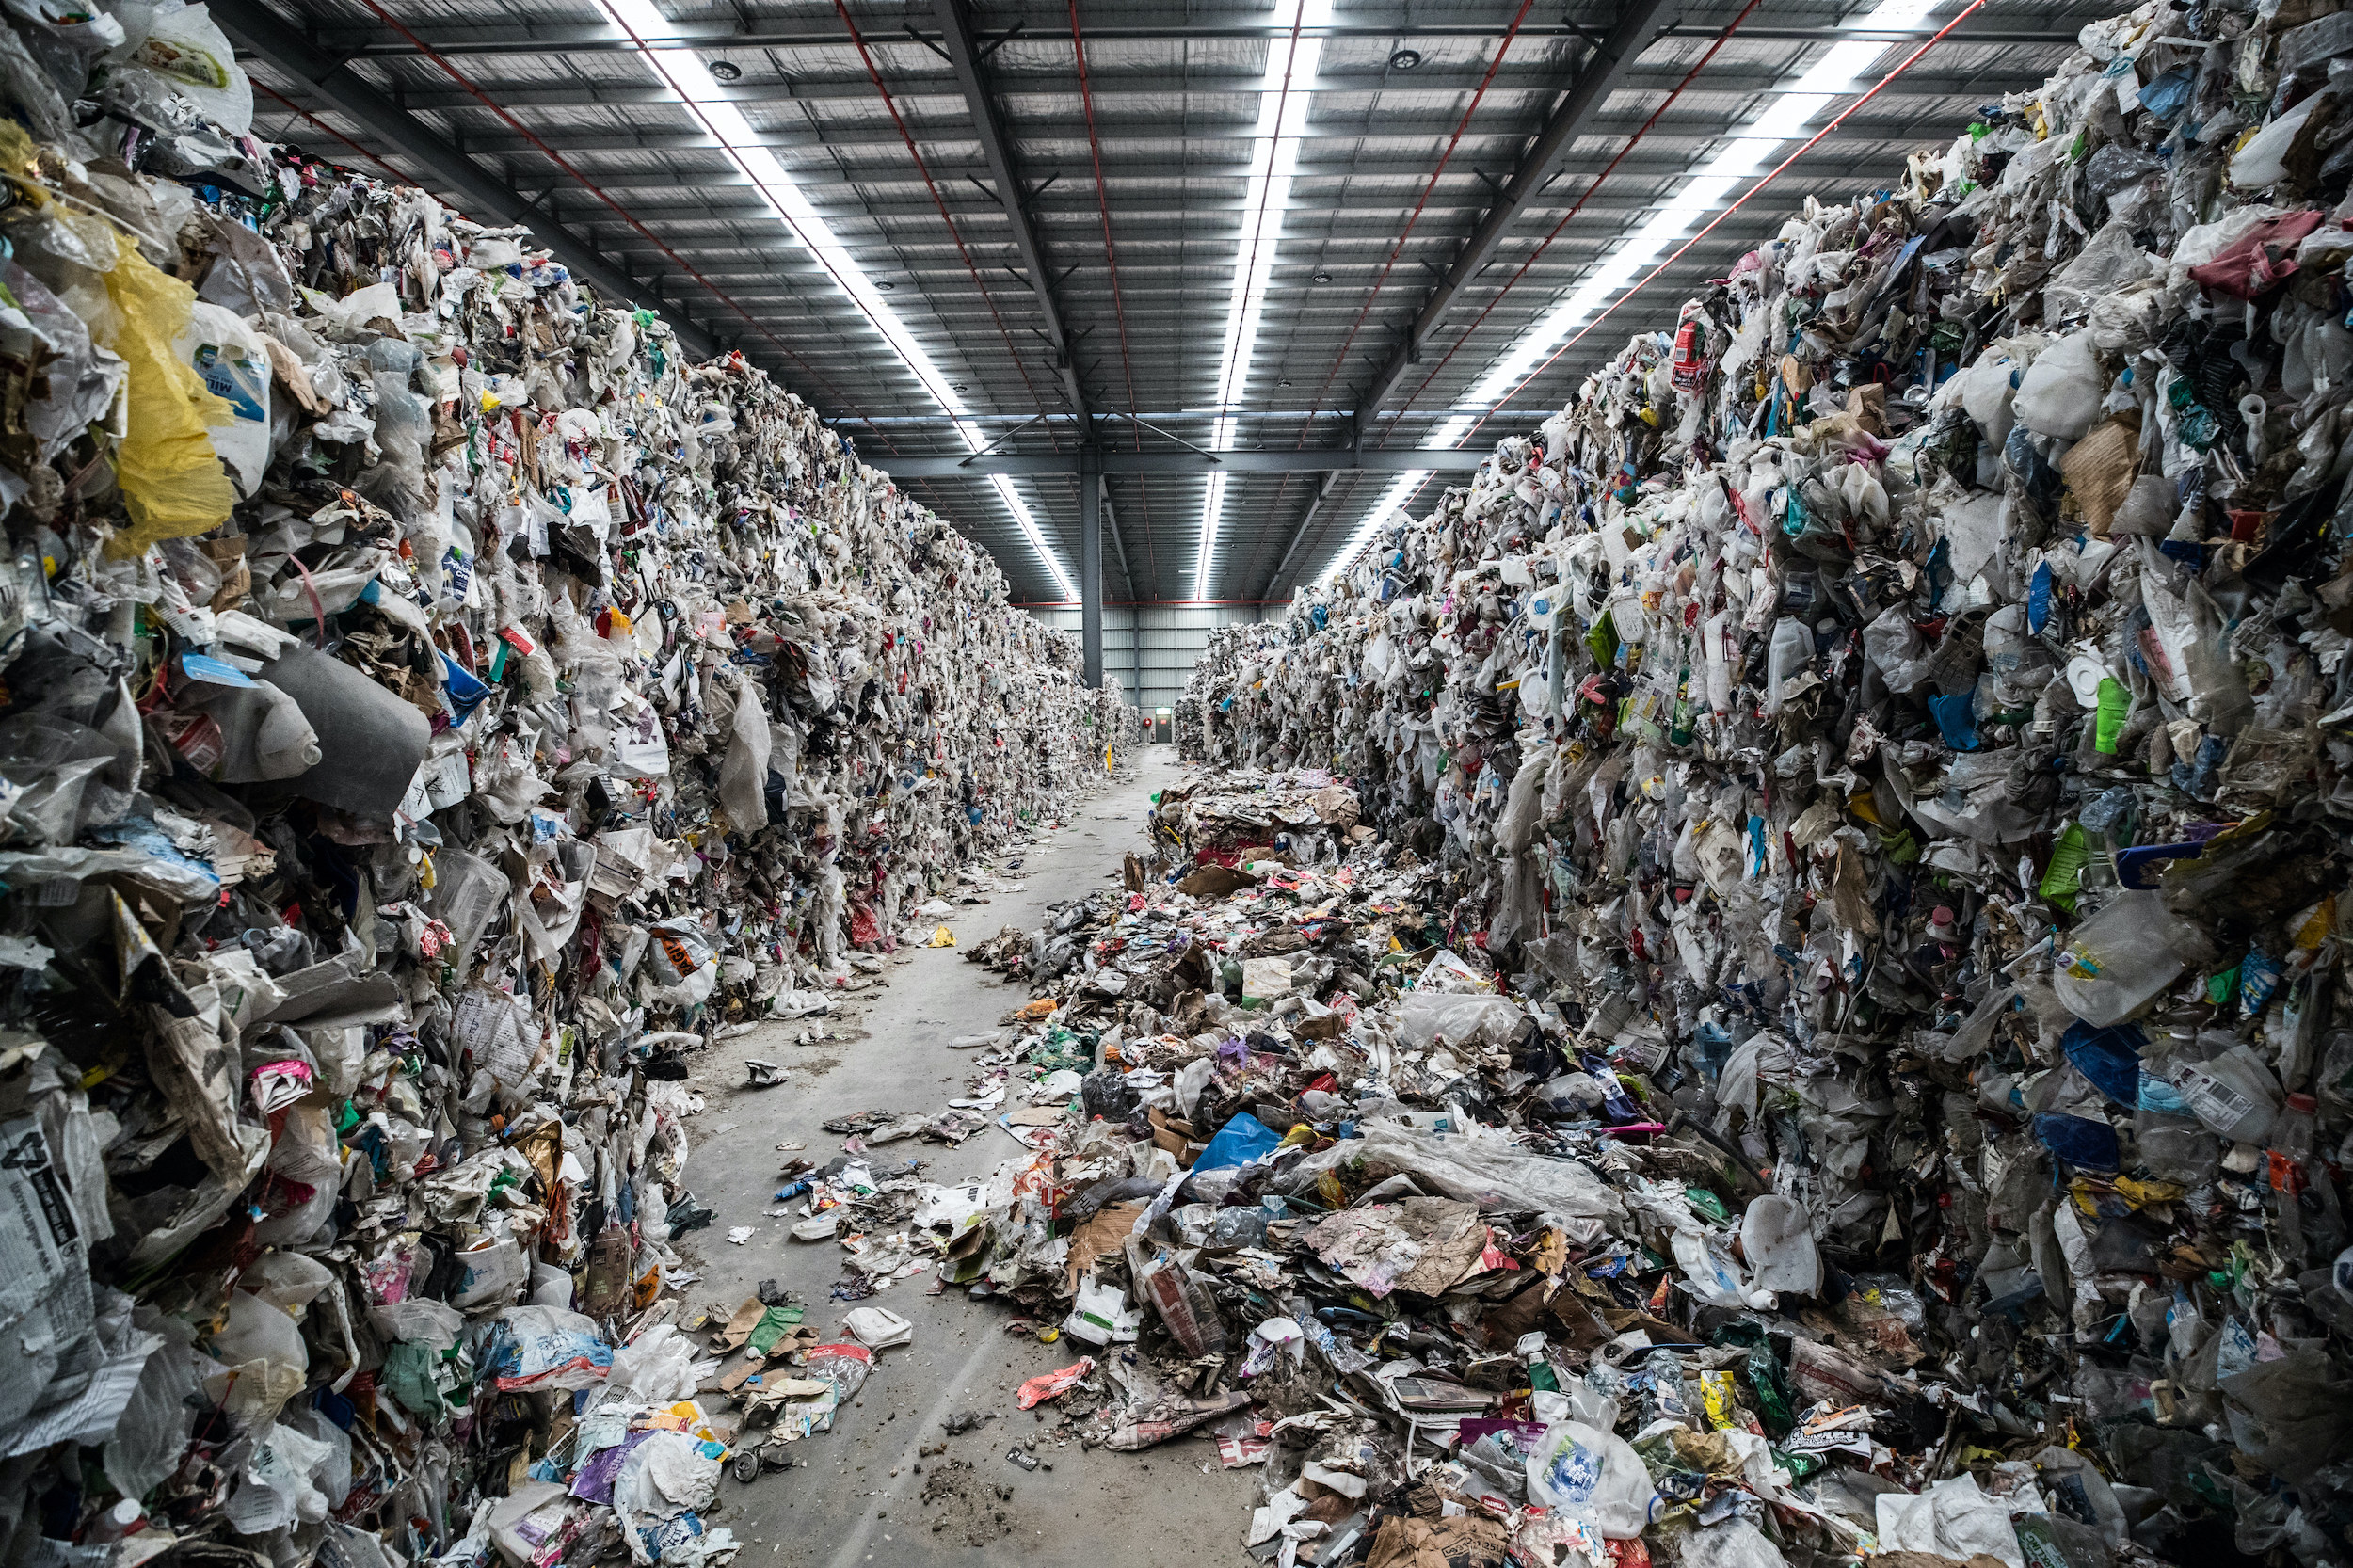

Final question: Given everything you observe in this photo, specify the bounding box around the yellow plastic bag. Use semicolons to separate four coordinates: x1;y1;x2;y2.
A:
103;244;234;554
925;925;955;948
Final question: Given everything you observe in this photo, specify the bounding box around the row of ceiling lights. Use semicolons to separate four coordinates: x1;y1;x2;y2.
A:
704;46;1423;80
656;12;1923;602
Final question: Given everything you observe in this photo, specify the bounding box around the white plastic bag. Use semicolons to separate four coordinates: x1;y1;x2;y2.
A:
1524;1419;1656;1538
2231;93;2326;189
1875;1475;2026;1568
207;1288;307;1425
174;301;269;498
1739;1193;1821;1296
842;1306;913;1350
2013;331;2103;440
604;1321;702;1403
109;2;254;134
1396;990;1526;1049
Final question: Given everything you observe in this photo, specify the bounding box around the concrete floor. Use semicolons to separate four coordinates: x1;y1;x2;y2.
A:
676;744;1259;1568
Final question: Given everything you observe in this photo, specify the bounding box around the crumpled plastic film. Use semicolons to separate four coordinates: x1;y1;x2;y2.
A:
0;9;1141;1567
103;242;234;552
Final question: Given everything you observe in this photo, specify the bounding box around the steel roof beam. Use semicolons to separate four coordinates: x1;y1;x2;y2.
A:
1347;0;1672;443
1258;472;1341;600
933;0;1064;387
871;447;1492;479
933;0;1139;601
262;120;1916;166
315;159;1881;205
338;107;1948;152
301;15;2097;60
482;191;1697;229
583;200;1807;246
320;63;2049;113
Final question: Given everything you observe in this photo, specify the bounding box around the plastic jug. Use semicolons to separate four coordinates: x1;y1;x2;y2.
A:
2053;892;2203;1025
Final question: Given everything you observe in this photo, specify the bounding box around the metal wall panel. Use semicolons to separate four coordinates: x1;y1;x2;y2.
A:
1028;605;1269;713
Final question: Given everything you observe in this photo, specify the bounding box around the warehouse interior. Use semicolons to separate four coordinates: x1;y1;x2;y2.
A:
225;0;2105;685
7;0;2353;1566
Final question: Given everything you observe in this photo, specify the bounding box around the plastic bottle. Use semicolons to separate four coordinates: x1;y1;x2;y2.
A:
1763;617;1813;713
2272;1092;2318;1258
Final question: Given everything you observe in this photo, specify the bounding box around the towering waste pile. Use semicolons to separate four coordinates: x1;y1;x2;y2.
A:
0;8;1126;1564
1168;0;2353;1549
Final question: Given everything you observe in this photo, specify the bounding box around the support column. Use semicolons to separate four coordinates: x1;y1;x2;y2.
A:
1080;444;1104;689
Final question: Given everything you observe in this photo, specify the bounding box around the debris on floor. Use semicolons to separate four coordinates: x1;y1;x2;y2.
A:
824;0;2353;1542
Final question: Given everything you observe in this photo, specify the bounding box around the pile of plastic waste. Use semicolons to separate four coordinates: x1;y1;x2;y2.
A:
0;6;1132;1565
994;0;2353;1559
813;767;1976;1568
1179;626;1280;762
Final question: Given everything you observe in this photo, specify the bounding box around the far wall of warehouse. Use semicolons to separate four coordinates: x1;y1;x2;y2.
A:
1027;604;1275;716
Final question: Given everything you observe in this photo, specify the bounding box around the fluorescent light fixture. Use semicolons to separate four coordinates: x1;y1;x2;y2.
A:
1193;0;1333;601
1316;0;1945;586
594;0;1077;600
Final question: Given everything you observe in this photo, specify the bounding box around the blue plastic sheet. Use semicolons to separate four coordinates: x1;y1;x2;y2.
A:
1193;1112;1281;1171
2034;1112;2120;1172
2060;1019;2145;1105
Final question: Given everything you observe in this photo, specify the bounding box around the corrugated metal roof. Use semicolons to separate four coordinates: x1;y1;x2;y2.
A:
242;0;2110;603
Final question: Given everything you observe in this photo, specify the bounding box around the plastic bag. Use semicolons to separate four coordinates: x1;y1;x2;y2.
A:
1281;1120;1625;1228
2053;892;2204;1026
2230;92;2327;189
1680;1519;1790;1568
2047;220;2153;320
483;1305;612;1392
1194;1112;1281;1171
716;680;772;830
1876;1474;2026;1568
104;1336;200;1499
1396;990;1526;1049
2014;331;2102;441
1739;1193;1820;1296
601;1322;702;1404
208;1288;308;1425
1523;1419;1655;1537
842;1306;913;1351
107;1;252;133
1016;1357;1095;1409
100;241;234;554
174;299;268;497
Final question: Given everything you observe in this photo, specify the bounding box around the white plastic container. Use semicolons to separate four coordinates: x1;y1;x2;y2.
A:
2052;891;2201;1025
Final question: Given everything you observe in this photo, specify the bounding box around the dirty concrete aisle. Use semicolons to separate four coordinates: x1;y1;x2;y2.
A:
675;744;1257;1567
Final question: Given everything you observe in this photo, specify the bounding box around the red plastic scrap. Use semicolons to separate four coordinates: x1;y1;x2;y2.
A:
2186;208;2323;297
1016;1356;1096;1409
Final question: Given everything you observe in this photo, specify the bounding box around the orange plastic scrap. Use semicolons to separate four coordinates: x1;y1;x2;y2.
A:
1015;1356;1095;1409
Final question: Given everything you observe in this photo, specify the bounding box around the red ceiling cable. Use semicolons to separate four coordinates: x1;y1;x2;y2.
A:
1380;0;1770;443
344;0;886;433
829;0;1064;444
1289;0;1539;440
254;81;420;185
1471;0;1991;435
1067;0;1156;583
1324;0;1990;579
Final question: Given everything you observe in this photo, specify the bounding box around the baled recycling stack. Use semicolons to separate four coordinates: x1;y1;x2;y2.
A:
998;0;2353;1559
0;8;1129;1568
